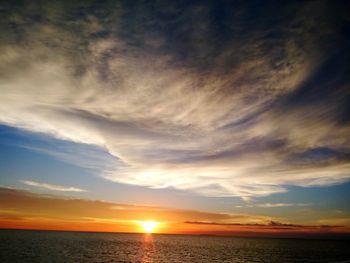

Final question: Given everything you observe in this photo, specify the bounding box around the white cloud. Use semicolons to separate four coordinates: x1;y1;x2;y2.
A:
236;203;311;208
21;180;87;192
1;2;349;200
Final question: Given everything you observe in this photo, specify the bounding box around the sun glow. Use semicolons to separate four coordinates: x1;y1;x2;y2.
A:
139;221;159;233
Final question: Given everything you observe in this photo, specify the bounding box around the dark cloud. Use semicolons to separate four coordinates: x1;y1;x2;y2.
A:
184;220;325;228
184;220;350;239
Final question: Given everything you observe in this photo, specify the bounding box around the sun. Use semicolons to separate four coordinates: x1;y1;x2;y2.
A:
139;220;159;233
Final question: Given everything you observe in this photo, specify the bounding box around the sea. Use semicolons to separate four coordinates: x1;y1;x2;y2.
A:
0;229;350;263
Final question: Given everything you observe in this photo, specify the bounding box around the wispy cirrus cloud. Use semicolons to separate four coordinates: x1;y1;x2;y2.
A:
21;180;87;192
236;203;311;208
0;1;349;199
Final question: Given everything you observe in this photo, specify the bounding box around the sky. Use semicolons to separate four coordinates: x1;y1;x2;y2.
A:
0;0;350;238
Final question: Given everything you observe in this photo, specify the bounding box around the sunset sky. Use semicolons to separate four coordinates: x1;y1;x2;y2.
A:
0;1;349;238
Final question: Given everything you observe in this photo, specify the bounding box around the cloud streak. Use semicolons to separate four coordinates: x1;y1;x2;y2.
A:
0;1;349;199
236;203;311;208
21;180;87;192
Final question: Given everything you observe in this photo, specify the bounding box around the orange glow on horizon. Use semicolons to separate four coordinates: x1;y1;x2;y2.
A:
137;221;159;233
1;218;350;239
1;188;350;238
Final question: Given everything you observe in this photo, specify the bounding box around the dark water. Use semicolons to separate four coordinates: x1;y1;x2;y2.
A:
1;229;350;263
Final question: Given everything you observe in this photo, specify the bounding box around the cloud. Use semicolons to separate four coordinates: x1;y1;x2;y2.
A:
182;221;350;239
183;220;348;232
21;180;87;192
0;1;349;199
236;203;311;208
184;220;330;228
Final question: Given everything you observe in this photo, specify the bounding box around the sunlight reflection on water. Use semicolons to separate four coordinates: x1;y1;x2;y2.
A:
141;234;156;263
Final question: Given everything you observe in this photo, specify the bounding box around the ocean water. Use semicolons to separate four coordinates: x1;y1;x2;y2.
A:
0;229;350;263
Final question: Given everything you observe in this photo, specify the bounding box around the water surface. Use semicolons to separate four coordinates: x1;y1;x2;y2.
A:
1;229;350;262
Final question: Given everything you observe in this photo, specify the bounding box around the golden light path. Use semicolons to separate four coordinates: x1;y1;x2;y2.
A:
138;221;159;233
